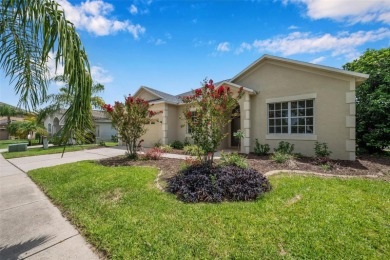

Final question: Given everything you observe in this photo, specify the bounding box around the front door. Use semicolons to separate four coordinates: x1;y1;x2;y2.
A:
231;107;240;147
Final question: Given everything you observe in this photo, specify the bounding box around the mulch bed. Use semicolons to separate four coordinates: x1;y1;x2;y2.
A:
99;153;390;181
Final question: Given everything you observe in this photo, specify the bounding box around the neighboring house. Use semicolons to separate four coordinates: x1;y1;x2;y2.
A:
0;102;26;140
43;110;117;142
0;116;25;140
134;55;368;160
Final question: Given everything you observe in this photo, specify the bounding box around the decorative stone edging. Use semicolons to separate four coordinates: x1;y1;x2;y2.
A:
155;170;165;191
155;169;381;191
264;170;379;179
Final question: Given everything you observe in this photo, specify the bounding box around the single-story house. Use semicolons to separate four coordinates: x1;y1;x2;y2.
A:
133;55;368;161
43;109;117;142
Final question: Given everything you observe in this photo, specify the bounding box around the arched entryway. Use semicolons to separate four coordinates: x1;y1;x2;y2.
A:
230;106;241;147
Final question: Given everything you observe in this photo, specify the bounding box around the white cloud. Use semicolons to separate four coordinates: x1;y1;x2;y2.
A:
148;38;166;45
247;28;390;57
129;4;138;15
193;38;215;47
288;25;299;30
235;42;252;54
310;56;326;64
56;0;145;38
285;0;390;24
47;52;64;79
216;42;230;52
91;66;113;83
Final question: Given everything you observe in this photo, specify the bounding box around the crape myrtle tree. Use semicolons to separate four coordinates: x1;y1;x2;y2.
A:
1;0;93;144
182;79;244;165
343;48;390;152
102;95;162;159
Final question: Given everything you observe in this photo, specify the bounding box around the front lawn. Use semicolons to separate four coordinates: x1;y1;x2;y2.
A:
2;144;99;159
29;161;390;259
28;161;390;259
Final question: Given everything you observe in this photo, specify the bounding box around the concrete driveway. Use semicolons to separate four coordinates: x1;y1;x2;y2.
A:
0;147;126;259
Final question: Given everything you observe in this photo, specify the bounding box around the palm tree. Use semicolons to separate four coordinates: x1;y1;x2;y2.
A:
1;0;93;144
49;76;106;110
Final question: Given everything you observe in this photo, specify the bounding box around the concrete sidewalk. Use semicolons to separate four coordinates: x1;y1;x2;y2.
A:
0;148;127;259
8;147;126;172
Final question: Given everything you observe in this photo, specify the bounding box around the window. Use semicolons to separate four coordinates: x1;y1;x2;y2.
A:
186;111;197;134
268;99;314;134
48;123;52;133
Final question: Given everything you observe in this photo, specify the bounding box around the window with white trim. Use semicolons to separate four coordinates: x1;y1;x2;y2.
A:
186;111;197;134
268;99;314;134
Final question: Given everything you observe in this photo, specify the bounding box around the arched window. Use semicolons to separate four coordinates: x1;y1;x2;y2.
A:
48;123;52;133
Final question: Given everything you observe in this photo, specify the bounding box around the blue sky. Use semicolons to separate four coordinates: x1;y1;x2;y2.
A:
1;0;389;107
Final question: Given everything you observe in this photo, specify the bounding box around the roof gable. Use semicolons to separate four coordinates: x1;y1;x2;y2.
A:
230;54;369;84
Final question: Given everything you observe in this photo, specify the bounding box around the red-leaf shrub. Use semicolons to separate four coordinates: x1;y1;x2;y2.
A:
144;147;162;160
167;164;272;203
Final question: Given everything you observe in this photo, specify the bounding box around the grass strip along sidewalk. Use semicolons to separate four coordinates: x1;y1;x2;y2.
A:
29;161;390;259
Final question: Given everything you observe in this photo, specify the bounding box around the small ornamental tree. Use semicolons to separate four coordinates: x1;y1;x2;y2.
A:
103;95;162;159
182;79;244;165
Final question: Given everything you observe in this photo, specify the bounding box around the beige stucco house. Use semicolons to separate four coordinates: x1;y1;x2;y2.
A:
134;55;368;160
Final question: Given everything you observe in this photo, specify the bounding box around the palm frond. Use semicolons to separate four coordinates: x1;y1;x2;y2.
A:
1;0;93;144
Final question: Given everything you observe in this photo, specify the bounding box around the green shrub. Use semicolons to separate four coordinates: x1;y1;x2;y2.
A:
98;140;106;146
254;139;270;156
271;152;293;163
160;145;173;153
183;145;205;156
274;141;294;155
111;135;118;142
170;140;184;150
314;142;332;158
154;140;162;148
183;137;191;146
219;152;248;169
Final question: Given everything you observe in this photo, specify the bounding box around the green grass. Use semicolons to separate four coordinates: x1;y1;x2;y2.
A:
2;144;98;159
29;162;390;259
0;139;39;149
103;141;118;147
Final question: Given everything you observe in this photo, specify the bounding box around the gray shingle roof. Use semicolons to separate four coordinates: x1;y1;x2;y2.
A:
143;86;182;104
143;79;238;104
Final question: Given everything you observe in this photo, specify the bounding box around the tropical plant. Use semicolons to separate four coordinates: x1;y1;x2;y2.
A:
314;142;332;158
7;120;47;140
102;95;162;159
254;139;270;156
1;0;93;145
48;78;105;110
170;140;184;150
159;145;173;153
233;130;245;152
343;48;390;153
271;152;293;163
181;79;244;165
219;152;248;169
274;141;295;155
